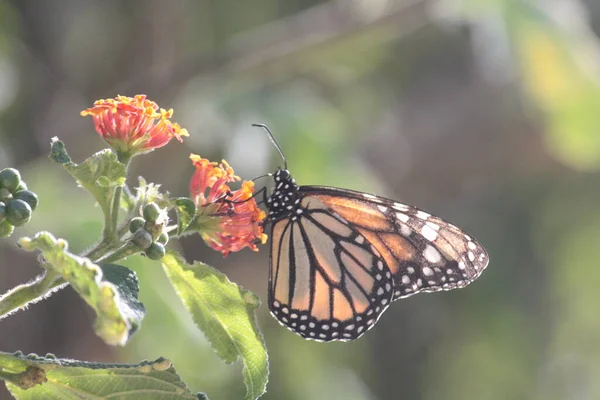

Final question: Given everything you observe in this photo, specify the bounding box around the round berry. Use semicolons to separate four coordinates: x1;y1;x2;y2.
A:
0;188;11;203
157;231;169;245
6;199;32;226
129;217;146;233
0;168;21;193
143;203;161;223
0;220;14;238
14;190;38;211
132;228;153;250
145;242;166;260
14;181;27;193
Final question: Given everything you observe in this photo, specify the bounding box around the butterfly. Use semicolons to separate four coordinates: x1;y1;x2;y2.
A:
253;124;489;342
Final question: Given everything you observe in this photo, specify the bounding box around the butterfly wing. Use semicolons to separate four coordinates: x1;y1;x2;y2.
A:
268;195;394;342
299;186;489;300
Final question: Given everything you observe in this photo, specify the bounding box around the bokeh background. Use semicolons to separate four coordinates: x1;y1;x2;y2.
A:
1;0;600;399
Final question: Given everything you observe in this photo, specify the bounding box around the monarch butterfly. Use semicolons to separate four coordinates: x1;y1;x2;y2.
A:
253;124;489;342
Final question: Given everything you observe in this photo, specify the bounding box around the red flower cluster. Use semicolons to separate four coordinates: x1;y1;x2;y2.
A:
81;94;188;158
189;154;267;256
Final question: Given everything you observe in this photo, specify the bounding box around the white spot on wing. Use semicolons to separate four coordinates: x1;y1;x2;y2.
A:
392;203;409;211
400;224;411;236
422;267;433;276
421;224;438;242
396;213;409;223
423;245;442;263
416;211;430;220
427;222;440;231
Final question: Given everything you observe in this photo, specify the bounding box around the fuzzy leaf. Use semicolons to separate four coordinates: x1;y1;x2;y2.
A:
49;137;126;217
18;232;145;345
174;198;196;235
1;351;203;399
161;251;268;400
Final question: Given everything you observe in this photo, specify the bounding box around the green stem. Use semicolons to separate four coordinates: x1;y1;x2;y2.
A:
105;155;131;240
96;242;140;264
108;185;123;238
0;271;66;319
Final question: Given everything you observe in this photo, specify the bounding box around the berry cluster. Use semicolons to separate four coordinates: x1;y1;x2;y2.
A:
0;168;38;238
129;203;169;260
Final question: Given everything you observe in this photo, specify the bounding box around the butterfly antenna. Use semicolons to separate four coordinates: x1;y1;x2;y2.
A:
252;123;288;170
252;173;272;182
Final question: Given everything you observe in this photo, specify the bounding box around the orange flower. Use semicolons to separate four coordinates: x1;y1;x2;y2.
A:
189;154;267;256
81;94;188;159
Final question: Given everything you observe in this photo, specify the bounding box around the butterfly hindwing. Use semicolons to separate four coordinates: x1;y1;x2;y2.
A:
299;186;489;301
268;195;394;342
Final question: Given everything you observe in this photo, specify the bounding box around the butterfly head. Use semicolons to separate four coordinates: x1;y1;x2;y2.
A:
266;168;300;221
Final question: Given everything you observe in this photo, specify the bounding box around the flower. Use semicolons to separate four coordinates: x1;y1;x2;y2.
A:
81;94;189;159
189;154;267;256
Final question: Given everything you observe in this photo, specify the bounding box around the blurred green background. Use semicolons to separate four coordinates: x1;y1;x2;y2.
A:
1;0;600;399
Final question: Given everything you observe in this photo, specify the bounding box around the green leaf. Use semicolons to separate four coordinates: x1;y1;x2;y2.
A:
174;198;196;235
49;137;126;217
121;185;137;214
1;351;204;399
18;232;145;346
161;251;268;400
48;137;71;164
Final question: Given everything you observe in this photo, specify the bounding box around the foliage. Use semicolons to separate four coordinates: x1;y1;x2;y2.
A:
0;96;269;400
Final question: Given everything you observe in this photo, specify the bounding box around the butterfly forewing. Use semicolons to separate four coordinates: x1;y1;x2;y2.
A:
268;195;394;342
299;186;489;300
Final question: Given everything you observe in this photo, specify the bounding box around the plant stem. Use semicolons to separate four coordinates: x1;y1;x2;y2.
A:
106;155;131;240
108;185;123;238
0;271;66;320
96;242;140;264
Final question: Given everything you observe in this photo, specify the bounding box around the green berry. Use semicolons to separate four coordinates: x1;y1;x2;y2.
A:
143;203;161;223
0;220;14;238
0;202;5;222
129;217;146;233
145;242;165;260
157;231;169;245
14;181;27;193
6;199;32;226
0;188;11;203
132;228;153;250
14;190;38;211
0;168;21;192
